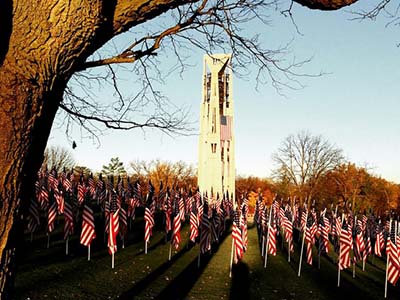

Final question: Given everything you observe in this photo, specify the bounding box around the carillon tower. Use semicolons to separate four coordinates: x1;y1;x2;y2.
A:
198;54;235;201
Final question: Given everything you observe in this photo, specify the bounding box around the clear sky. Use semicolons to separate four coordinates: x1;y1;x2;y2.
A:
48;1;400;183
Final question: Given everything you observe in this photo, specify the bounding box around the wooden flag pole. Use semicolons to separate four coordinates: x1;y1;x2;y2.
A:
337;213;345;287
297;228;306;277
229;238;234;278
88;245;91;261
362;257;365;271
169;242;172;261
288;238;291;263
47;233;50;249
297;211;308;277
66;237;69;255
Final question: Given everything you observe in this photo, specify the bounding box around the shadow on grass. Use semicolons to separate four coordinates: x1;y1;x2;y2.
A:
120;228;231;300
118;241;196;300
230;262;250;300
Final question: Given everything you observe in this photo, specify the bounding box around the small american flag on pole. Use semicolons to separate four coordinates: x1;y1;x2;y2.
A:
220;115;232;141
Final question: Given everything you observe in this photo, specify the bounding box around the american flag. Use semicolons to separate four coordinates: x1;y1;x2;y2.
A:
47;201;57;233
232;210;244;264
301;210;307;232
189;200;199;242
54;189;64;214
119;206;128;238
283;211;294;252
134;179;142;203
335;215;342;237
63;175;72;192
164;190;172;233
80;204;96;246
47;170;58;191
39;184;49;210
200;202;211;254
364;234;371;261
27;198;40;233
241;213;248;252
386;221;400;285
178;196;185;221
108;209;120;255
319;216;330;254
305;217;314;265
355;220;365;261
144;205;155;244
88;174;96;197
339;221;352;270
268;216;277;256
220;115;232;141
77;182;86;205
63;201;74;240
172;200;181;250
374;228;384;257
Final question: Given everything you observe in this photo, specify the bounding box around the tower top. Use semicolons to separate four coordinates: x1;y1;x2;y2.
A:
203;54;232;73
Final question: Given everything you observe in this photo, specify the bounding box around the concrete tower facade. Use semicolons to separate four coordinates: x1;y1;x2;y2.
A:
198;54;235;201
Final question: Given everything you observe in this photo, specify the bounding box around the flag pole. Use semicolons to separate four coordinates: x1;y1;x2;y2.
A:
47;233;50;249
298;211;308;277
337;213;345;287
112;252;115;269
88;245;91;261
264;206;273;268
145;241;147;254
169;241;172;261
66;237;69;255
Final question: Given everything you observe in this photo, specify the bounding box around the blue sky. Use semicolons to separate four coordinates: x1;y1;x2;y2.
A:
49;1;400;183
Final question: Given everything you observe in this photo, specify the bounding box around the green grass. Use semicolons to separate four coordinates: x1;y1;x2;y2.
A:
15;218;400;300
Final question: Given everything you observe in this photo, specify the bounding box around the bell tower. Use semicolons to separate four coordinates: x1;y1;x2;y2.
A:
198;54;235;201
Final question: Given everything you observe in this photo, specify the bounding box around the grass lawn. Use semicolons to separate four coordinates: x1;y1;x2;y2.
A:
15;218;400;300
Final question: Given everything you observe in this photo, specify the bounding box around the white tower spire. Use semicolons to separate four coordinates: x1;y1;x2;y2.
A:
198;54;235;201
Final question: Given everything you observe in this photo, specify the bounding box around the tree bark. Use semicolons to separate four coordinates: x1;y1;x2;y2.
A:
294;0;359;10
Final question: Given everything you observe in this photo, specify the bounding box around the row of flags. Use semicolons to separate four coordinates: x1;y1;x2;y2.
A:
254;196;400;297
27;168;250;269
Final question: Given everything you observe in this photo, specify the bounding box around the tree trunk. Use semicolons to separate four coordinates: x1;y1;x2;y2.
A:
0;1;105;298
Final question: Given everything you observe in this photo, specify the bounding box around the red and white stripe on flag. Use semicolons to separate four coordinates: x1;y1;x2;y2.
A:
108;210;119;255
80;205;96;246
220;115;232;141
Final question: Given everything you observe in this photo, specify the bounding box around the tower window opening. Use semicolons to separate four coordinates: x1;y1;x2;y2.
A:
211;143;217;153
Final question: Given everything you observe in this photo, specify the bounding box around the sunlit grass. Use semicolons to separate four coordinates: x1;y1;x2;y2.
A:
15;217;400;300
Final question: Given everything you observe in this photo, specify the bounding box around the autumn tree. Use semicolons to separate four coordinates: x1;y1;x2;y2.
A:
0;0;361;297
130;159;196;190
272;131;344;206
41;145;76;173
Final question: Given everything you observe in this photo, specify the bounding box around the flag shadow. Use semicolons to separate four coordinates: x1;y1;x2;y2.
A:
118;241;196;299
